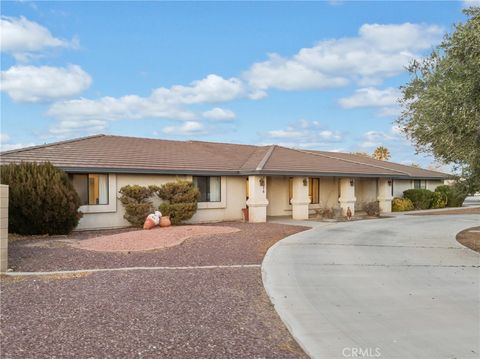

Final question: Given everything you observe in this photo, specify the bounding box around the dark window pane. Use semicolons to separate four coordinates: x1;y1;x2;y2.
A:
70;174;88;205
193;176;208;202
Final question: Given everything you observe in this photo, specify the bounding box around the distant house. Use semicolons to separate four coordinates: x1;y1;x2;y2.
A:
0;134;449;230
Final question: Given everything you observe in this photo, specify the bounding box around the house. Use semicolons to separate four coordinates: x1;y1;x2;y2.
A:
0;134;449;230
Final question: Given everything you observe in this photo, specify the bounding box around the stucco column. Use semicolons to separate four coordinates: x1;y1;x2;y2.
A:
377;178;393;213
291;177;310;220
246;176;269;223
338;178;356;216
0;185;8;273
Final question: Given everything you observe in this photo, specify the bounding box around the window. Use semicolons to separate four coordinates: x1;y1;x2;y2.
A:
69;174;109;205
413;180;426;189
309;178;320;204
193;176;221;202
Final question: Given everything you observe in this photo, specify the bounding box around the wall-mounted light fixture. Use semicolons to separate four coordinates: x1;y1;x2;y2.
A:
388;179;392;186
259;177;265;193
303;178;308;186
350;179;355;187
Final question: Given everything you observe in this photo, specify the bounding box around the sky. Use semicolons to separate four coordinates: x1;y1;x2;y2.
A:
0;1;477;168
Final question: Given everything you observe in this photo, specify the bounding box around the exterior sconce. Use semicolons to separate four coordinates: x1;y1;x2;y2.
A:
303;178;308;186
388;179;392;186
259;177;265;187
350;179;355;187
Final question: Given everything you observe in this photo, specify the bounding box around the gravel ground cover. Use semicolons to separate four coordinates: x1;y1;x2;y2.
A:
74;225;240;252
2;222;309;358
456;226;480;253
8;222;306;272
409;207;480;215
1;268;308;358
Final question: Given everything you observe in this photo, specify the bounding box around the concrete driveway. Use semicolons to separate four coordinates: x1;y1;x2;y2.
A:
263;213;480;359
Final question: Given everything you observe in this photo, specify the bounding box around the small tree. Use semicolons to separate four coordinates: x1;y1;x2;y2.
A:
156;180;200;225
119;185;158;227
372;146;391;161
0;162;82;235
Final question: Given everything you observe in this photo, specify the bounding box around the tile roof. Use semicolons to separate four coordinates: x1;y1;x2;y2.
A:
0;134;449;179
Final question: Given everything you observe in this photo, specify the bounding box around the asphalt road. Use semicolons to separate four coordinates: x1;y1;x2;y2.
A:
263;213;480;359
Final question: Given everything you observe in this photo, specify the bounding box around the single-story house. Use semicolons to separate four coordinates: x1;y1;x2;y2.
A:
0;134;450;230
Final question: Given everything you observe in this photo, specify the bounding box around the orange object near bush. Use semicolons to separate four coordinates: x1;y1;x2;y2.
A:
143;217;156;230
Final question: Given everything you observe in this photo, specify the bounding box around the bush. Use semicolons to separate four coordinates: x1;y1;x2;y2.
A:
155;180;199;225
435;185;467;207
363;201;380;216
0;162;82;235
392;197;414;212
430;191;447;209
403;189;434;209
119;185;158;227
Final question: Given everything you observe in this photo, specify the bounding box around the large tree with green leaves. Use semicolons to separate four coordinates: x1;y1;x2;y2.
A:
398;7;480;192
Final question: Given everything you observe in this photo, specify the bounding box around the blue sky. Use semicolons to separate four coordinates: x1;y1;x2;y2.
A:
0;1;474;168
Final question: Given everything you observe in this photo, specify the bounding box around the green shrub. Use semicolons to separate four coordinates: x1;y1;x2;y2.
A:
155;180;199;225
0;162;82;235
435;185;467;207
119;185;158;227
363;201;380;216
403;189;434;209
392;197;414;212
430;191;447;209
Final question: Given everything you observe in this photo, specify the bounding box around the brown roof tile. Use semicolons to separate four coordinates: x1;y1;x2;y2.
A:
0;134;450;179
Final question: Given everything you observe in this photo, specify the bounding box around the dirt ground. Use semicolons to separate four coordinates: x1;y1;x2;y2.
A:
456;226;480;253
1;222;310;359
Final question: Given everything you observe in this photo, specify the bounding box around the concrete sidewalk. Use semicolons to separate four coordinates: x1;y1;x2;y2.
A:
263;214;480;359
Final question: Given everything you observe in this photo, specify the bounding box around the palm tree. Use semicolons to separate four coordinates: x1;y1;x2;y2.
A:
372;146;391;161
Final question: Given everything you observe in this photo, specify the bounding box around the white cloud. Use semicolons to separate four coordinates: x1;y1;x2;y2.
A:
1;65;92;102
338;87;399;108
0;16;75;61
202;107;236;121
162;121;206;135
358;126;403;148
48;119;108;136
47;74;246;136
262;119;343;149
462;0;480;8
0;133;10;143
244;23;443;91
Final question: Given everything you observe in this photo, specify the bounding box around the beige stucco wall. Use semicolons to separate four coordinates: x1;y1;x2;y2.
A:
355;178;378;210
76;174;246;230
266;176;342;217
426;180;444;191
266;176;291;216
0;185;8;273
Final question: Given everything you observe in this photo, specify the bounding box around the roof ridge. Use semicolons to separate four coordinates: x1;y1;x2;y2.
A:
290;147;409;176
255;145;276;171
0;134;106;155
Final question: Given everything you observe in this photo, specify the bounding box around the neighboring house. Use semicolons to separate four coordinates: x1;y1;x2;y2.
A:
0;134;449;230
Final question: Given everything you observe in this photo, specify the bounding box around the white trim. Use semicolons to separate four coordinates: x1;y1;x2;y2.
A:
79;174;117;214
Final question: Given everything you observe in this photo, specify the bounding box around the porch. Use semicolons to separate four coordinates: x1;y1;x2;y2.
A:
246;175;393;223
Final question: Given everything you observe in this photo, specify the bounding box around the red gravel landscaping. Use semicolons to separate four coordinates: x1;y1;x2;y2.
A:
1;222;310;358
73;225;240;252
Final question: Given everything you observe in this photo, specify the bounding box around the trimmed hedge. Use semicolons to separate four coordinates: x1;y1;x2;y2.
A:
392;197;414;212
156;180;199;225
403;189;434;210
430;191;447;209
435;185;467;207
119;185;158;227
0;162;82;235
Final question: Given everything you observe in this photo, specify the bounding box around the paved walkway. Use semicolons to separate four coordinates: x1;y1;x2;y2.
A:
263;213;480;359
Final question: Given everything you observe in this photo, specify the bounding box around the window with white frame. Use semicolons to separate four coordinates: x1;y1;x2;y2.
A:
193;176;221;202
69;174;109;205
413;180;426;189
